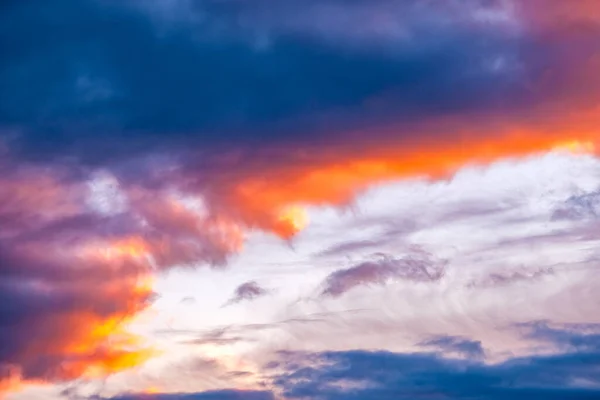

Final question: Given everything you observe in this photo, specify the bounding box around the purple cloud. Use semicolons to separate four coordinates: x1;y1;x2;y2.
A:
224;281;269;306
321;251;447;297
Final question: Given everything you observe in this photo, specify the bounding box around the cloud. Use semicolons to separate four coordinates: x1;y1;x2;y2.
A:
0;164;248;390
468;267;556;289
180;297;196;305
223;282;269;307
228;155;600;359
315;239;389;258
320;250;446;297
272;323;600;399
2;0;526;154
0;167;153;386
519;321;600;352
185;329;250;348
419;335;485;360
105;389;274;400
90;321;600;400
164;310;370;352
1;1;600;395
1;0;599;242
2;2;598;186
552;190;600;220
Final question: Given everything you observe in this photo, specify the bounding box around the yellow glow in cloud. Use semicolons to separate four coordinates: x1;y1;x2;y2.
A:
102;237;150;260
553;140;595;154
275;205;309;238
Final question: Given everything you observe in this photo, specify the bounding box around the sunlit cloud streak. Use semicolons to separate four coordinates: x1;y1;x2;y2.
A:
467;267;556;289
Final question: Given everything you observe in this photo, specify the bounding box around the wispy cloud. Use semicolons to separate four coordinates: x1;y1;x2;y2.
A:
320;250;446;297
106;322;600;400
552;190;600;221
223;281;269;307
419;335;485;360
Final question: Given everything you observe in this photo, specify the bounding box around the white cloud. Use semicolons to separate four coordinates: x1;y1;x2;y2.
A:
81;152;600;395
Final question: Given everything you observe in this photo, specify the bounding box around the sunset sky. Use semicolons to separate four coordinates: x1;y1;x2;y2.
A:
1;1;600;399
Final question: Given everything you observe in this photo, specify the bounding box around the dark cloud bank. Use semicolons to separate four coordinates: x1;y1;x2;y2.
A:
3;0;598;169
1;0;531;164
105;322;600;399
107;390;274;400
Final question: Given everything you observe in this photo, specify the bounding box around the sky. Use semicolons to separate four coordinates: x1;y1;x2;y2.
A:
1;0;600;399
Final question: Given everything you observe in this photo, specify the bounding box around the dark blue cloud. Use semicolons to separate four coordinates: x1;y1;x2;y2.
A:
419;335;485;360
0;0;531;164
107;390;274;400
520;321;600;352
272;323;600;400
98;323;600;400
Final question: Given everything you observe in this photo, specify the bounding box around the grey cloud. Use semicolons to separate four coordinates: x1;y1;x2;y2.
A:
315;239;385;259
552;190;600;221
314;199;514;261
223;281;269;307
419;335;485;360
468;267;556;289
180;296;196;304
321;251;447;297
166;310;371;348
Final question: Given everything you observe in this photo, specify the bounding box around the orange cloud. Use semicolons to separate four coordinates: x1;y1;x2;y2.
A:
179;0;600;240
0;168;250;393
207;105;600;237
0;171;157;392
4;241;156;382
4;113;593;395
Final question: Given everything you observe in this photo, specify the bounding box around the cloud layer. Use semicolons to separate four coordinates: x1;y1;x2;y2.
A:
2;0;599;240
97;323;600;399
320;250;446;297
1;0;599;396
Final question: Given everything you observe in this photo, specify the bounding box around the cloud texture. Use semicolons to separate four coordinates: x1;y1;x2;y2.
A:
95;323;600;399
0;0;599;396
